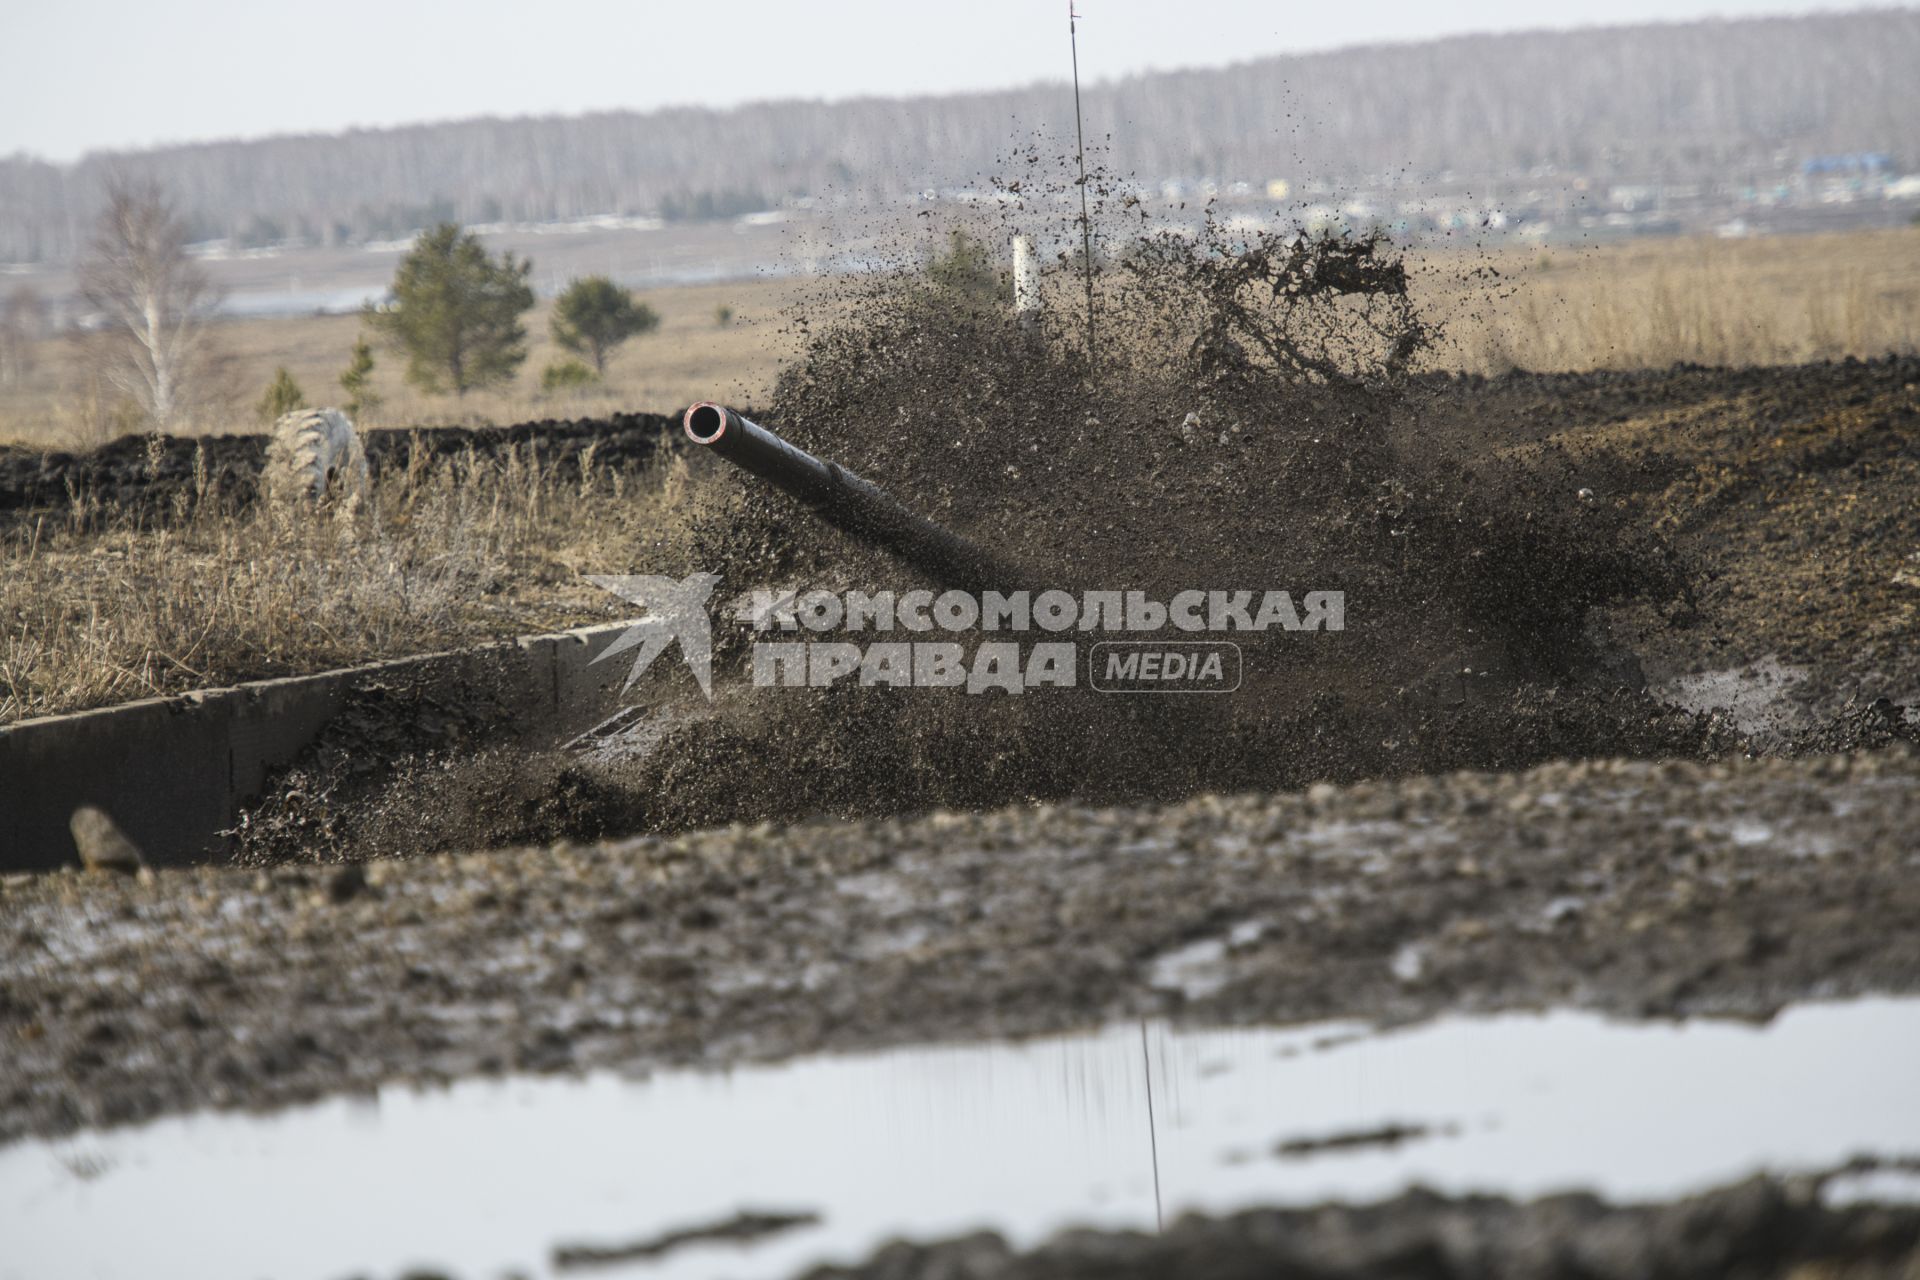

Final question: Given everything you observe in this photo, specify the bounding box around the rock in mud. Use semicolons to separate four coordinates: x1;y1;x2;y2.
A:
68;806;145;877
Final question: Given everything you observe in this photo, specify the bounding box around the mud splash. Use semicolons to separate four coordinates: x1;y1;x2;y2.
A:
5;998;1916;1280
208;177;1919;856
486;203;1705;841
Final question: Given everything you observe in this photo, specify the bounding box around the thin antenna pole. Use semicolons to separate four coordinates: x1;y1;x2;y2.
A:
1140;1021;1164;1231
1069;1;1097;380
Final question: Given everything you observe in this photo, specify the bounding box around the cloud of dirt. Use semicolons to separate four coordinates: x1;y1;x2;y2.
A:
233;165;1749;860
635;169;1727;818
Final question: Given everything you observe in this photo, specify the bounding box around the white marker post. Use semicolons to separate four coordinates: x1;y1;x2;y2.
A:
1013;234;1041;329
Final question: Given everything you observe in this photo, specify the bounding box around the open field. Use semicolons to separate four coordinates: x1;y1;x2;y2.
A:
1430;228;1920;373
0;276;812;450
3;228;1919;449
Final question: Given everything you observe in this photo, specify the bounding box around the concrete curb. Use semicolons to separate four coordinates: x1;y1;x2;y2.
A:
0;621;639;872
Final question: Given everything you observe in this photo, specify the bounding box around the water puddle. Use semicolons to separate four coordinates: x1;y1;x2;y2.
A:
3;998;1917;1280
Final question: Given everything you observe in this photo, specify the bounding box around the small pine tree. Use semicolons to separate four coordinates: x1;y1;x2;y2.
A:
256;367;305;424
551;276;660;375
367;223;534;397
714;304;734;327
339;335;382;419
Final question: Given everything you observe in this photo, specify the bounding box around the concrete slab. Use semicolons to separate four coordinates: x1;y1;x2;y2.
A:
0;621;639;872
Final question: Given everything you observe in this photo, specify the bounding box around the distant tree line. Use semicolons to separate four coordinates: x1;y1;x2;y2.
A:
2;10;1917;264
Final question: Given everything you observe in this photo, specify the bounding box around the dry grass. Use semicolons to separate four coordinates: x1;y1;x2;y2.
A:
1420;229;1920;374
0;440;696;723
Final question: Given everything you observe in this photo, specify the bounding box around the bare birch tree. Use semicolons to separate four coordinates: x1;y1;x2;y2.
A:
78;180;219;429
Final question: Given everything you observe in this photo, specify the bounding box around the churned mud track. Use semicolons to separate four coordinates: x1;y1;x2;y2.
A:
1403;355;1920;717
3;748;1916;1144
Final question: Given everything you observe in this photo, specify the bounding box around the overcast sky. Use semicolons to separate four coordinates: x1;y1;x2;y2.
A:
0;0;1896;161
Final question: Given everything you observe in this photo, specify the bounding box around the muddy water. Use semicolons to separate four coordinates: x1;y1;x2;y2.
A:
4;998;1915;1280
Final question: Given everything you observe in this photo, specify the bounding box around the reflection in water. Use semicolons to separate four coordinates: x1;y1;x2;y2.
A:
1140;1020;1163;1231
2;998;1916;1280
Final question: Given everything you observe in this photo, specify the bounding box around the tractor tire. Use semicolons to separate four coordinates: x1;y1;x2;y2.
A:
267;407;368;504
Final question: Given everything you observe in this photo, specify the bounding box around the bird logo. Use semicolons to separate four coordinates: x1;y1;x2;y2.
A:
586;573;723;699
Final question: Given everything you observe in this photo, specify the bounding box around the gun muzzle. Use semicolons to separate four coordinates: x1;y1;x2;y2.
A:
684;403;1022;592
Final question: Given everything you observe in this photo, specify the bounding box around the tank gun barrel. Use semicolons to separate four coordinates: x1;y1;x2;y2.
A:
682;403;1022;592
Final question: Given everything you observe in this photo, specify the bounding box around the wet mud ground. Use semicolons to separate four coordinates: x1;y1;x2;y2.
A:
4;352;1920;1275
1414;357;1920;720
5;750;1920;1272
5;746;1920;1148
